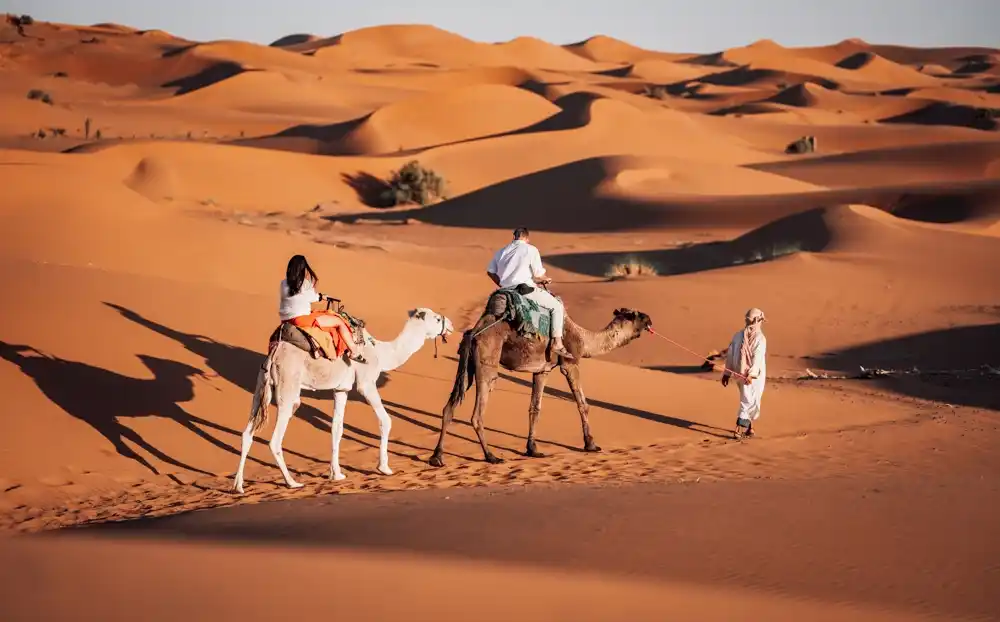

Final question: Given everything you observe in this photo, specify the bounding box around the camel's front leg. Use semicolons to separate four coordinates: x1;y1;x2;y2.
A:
471;367;503;464
329;390;348;481
357;382;393;475
525;371;549;458
561;364;601;452
269;397;304;489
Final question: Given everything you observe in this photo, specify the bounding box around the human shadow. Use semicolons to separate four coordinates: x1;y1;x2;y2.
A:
809;323;1000;411
0;341;264;482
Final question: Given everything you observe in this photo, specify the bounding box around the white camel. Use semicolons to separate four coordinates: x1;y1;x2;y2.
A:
233;307;454;494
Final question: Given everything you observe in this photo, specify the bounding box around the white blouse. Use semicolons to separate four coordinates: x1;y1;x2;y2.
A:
278;278;320;321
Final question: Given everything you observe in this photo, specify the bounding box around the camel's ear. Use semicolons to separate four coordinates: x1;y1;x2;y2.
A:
409;309;426;320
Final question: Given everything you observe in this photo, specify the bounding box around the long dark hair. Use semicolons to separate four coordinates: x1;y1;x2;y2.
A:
286;254;318;297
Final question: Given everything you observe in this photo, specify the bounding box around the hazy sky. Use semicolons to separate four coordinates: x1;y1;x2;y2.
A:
2;0;996;52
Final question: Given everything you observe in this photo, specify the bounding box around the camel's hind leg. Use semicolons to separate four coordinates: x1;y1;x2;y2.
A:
471;365;503;464
270;390;305;489
329;390;348;481
525;371;550;458
233;419;255;493
561;363;601;452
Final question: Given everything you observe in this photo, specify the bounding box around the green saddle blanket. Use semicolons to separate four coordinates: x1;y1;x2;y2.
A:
490;286;552;339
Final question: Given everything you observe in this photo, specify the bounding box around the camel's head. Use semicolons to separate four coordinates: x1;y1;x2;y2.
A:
612;308;653;336
408;308;455;342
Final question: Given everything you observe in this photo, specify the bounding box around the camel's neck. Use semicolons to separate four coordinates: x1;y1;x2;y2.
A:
569;318;637;358
372;320;429;372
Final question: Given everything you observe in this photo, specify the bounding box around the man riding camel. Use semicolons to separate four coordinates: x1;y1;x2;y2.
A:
487;227;573;359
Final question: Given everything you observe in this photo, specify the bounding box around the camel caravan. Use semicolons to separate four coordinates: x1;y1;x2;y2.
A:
233;231;653;493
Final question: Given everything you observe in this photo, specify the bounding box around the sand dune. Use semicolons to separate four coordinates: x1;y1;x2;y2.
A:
564;35;692;64
244;83;562;155
1;15;999;621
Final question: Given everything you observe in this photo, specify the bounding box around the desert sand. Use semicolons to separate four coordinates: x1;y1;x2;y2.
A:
0;13;998;622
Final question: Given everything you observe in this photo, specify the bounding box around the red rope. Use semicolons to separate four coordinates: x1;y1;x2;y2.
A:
646;328;750;382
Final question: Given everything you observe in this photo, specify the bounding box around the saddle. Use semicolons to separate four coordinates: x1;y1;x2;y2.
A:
483;284;552;340
268;323;329;360
268;308;376;361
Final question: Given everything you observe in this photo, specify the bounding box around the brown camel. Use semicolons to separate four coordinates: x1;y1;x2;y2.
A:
429;294;652;467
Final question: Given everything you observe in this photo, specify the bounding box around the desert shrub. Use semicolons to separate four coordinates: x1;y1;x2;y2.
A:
605;256;659;280
785;135;816;154
641;85;669;100
380;160;447;206
27;89;53;104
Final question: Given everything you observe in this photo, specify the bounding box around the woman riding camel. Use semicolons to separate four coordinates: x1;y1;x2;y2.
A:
279;254;365;363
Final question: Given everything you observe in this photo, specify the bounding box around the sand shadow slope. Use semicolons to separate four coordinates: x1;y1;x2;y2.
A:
879;101;998;131
327;157;675;232
546;205;840;277
0;341;238;480
808;323;1000;410
161;62;249;95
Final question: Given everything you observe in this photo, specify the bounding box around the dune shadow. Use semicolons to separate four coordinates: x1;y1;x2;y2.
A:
0;341;264;481
269;34;314;47
880;101;998;131
809;323;1000;410
162;62;249;95
694;65;839;91
546;207;832;278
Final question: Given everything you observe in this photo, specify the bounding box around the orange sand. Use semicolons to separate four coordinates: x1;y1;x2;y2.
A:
0;14;998;622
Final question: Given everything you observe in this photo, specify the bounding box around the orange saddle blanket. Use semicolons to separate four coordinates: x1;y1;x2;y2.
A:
286;312;355;360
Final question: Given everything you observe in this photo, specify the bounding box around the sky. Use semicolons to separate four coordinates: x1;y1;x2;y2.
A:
2;0;996;52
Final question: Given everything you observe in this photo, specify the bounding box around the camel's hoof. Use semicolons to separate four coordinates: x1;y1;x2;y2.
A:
428;453;445;468
525;445;547;458
329;472;347;482
233;482;245;494
583;443;602;453
287;481;305;489
377;465;393;476
484;454;505;465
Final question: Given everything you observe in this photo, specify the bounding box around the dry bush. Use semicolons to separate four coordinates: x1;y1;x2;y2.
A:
380;160;448;206
641;85;670;100
27;89;53;105
605;256;659;280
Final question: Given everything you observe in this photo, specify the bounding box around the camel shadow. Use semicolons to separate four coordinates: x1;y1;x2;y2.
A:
437;355;729;440
102;303;472;469
0;341;263;482
496;370;732;440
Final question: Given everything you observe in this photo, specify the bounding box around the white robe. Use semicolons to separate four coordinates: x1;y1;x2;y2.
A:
725;329;767;424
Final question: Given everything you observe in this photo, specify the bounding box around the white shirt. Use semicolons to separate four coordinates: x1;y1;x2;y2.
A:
488;239;546;288
278;278;320;321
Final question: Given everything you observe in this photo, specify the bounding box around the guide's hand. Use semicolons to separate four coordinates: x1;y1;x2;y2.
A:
721;374;730;388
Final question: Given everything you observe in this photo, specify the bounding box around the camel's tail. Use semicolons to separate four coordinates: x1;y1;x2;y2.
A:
249;345;277;433
445;329;477;410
